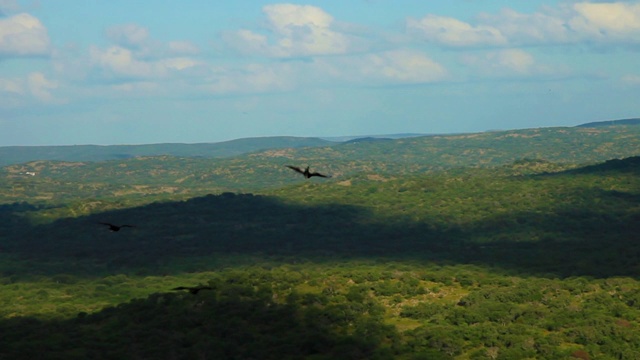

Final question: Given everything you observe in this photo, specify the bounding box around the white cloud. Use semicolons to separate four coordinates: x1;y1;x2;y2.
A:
160;57;200;71
264;4;333;34
621;74;640;85
477;8;574;44
357;49;447;83
106;23;149;49
570;2;640;40
200;63;295;94
110;81;160;94
410;2;640;48
89;45;202;80
167;41;200;55
0;13;50;56
493;49;535;74
222;29;271;56
225;4;350;57
0;78;27;110
56;26;207;97
461;49;547;77
27;72;58;102
316;49;447;85
90;46;156;78
0;72;61;104
0;0;20;15
407;15;507;47
0;77;23;94
105;23;202;60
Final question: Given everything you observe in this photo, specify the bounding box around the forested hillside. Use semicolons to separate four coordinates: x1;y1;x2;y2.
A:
2;122;638;169
3;124;639;195
1;125;639;359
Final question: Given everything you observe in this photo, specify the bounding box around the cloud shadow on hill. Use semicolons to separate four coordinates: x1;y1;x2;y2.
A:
2;186;639;279
0;283;403;360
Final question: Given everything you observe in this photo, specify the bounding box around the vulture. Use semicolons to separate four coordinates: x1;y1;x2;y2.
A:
286;165;331;179
99;222;136;232
171;286;213;295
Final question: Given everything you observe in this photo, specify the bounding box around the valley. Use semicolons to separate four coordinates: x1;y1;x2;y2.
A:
1;123;639;359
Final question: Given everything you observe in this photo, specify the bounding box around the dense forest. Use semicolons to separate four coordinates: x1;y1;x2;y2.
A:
1;125;639;359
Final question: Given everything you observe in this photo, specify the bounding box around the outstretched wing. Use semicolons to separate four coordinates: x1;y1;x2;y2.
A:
172;286;212;294
191;286;213;294
286;165;304;174
171;286;188;291
309;172;330;178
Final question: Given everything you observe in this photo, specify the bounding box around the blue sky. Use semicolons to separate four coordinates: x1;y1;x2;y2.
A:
1;0;639;145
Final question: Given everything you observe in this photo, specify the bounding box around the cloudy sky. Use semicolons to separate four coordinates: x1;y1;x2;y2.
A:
1;1;639;145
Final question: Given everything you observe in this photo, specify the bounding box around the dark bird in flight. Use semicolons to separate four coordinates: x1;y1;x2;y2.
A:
99;222;136;232
171;285;213;295
286;165;331;179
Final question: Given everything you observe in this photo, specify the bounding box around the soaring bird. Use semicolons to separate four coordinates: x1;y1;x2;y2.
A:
286;165;331;179
99;222;136;232
171;285;213;295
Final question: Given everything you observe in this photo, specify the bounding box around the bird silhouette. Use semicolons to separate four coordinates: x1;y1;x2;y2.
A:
99;222;136;232
286;165;331;179
171;285;213;295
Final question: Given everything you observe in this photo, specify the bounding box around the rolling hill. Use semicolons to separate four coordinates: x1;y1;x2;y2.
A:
0;136;334;167
4;124;637;192
575;117;640;128
2;118;638;168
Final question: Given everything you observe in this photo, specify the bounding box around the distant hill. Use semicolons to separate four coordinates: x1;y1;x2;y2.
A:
576;118;640;127
5;125;639;193
261;125;640;174
321;133;427;142
0;136;333;167
342;137;393;144
4;118;639;167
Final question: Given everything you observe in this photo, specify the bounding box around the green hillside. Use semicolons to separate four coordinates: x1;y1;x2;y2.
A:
3;119;638;168
3;125;638;196
1;125;640;359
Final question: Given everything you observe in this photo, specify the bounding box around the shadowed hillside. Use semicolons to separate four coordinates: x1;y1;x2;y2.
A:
3;156;639;279
561;155;640;174
0;286;400;360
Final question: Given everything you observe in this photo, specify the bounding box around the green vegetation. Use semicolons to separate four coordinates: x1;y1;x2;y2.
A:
1;125;639;359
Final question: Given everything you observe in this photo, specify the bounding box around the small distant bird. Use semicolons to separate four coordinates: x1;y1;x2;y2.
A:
99;222;136;232
286;165;331;179
171;286;213;295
